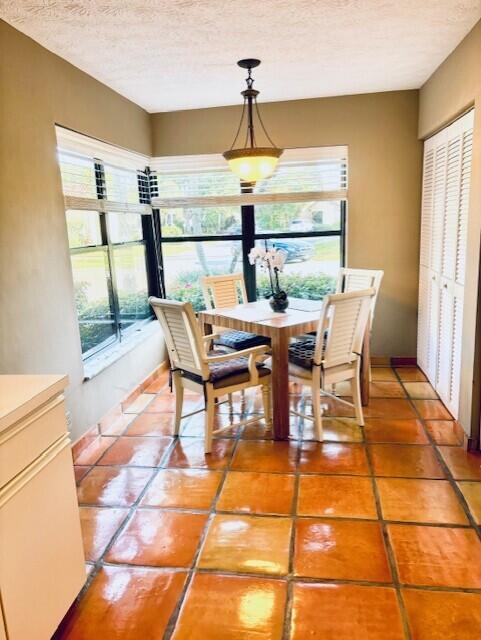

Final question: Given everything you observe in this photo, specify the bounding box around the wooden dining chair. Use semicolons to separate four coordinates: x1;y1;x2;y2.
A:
287;288;375;441
201;273;270;351
337;268;384;329
337;267;384;384
149;297;272;453
299;267;383;385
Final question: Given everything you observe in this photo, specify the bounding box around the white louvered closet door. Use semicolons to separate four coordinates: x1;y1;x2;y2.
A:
417;129;441;382
417;110;474;418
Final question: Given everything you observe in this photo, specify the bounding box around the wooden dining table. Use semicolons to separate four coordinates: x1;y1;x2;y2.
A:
199;297;371;440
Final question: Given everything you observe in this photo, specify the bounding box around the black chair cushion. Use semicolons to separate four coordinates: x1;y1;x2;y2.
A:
288;339;316;370
182;356;270;389
215;330;270;351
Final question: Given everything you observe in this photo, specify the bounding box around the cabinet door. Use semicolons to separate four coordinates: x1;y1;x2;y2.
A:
436;278;454;400
430;138;447;275
417;265;431;374
418;109;474;417
419;147;434;269
448;287;464;415
436;280;465;417
426;270;441;385
417;267;440;387
455;125;474;286
0;437;86;640
441;134;462;282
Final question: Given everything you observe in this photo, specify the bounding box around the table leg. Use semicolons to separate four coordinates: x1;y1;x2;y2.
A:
360;329;370;406
200;319;213;353
201;320;213;336
270;331;290;440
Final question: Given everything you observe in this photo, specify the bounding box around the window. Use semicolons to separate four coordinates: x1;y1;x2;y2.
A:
57;136;346;357
57;129;160;359
151;148;347;310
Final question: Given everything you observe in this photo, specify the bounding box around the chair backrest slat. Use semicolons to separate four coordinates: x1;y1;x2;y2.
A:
336;267;384;328
202;273;247;310
149;297;208;378
314;288;375;369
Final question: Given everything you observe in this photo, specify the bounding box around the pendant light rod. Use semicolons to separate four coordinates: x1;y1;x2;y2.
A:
223;58;283;185
239;60;260;148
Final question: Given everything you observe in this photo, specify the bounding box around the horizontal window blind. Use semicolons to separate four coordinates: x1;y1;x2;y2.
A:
155;167;241;199
254;159;347;195
56;127;152;215
104;163;143;204
150;146;348;208
58;151;98;199
57;133;347;215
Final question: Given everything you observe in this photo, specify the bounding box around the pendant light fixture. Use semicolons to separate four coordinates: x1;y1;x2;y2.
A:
223;59;283;186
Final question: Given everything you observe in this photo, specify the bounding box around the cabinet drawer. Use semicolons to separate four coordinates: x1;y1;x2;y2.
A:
0;395;67;487
0;436;86;639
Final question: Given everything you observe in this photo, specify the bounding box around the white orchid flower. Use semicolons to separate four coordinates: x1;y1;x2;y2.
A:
248;246;266;265
268;248;287;271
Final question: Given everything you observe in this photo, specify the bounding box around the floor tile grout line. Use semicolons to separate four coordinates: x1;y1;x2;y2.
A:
75;502;476;528
73;434;119;467
162;391;251;640
90;560;481;594
67;370;481;638
74;463;95;485
77;458;479;480
394;368;481;541
67;430;182;616
282;390;306;640
364;430;412;640
165;388;313;639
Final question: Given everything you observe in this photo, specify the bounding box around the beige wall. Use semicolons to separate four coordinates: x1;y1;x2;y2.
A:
419;19;481;440
152;90;423;356
0;21;165;441
0;20;430;442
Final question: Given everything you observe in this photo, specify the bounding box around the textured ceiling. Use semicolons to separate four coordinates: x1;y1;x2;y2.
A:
2;1;481;112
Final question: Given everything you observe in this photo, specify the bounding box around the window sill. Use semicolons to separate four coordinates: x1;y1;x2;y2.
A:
83;320;160;381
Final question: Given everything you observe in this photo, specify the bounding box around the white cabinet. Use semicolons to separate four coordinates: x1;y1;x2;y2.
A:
417;110;474;418
0;375;86;640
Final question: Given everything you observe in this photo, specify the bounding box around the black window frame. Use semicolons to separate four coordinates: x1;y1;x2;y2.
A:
156;198;346;303
65;158;161;360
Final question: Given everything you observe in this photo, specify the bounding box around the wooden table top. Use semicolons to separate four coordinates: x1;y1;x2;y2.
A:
198;298;323;338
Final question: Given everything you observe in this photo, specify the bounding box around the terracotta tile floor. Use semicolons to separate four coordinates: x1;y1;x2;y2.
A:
56;366;481;639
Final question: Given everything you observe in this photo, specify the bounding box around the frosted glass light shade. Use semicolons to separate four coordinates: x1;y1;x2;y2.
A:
223;147;283;183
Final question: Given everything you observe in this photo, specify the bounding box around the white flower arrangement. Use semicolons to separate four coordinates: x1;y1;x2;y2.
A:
248;243;287;297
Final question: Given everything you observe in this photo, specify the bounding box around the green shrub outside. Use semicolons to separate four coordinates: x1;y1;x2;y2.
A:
166;270;336;312
257;272;336;300
75;282;150;353
75;270;337;352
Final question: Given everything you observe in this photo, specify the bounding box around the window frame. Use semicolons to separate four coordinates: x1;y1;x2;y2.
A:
59;136;347;357
156;200;346;303
152;148;348;305
62;155;161;360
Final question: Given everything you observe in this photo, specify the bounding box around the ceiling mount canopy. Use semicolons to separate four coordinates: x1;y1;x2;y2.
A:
223;59;283;187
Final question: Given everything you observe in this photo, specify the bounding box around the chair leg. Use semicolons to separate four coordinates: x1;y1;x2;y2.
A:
261;383;272;427
204;385;215;453
172;371;184;436
351;364;364;426
311;367;324;442
228;393;234;412
312;389;324;442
